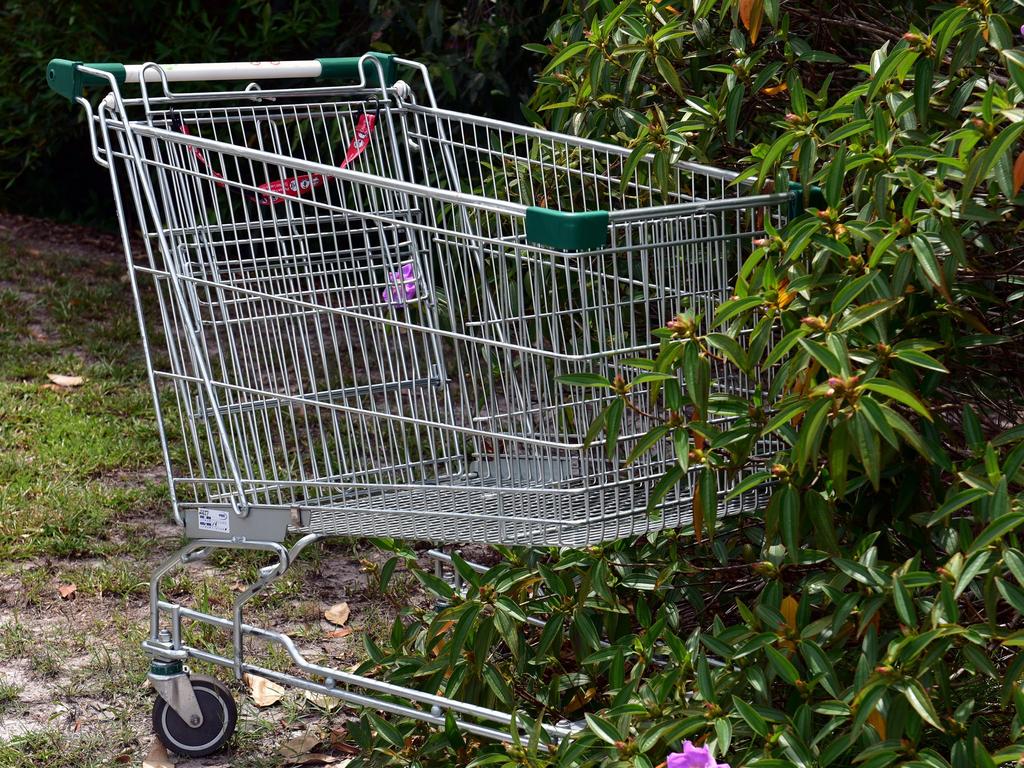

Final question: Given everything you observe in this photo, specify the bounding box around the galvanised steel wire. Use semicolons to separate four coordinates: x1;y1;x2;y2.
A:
93;77;788;548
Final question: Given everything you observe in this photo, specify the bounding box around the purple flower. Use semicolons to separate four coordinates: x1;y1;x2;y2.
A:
666;741;730;768
382;261;418;305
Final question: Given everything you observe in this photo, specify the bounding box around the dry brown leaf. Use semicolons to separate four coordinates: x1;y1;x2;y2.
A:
142;740;175;768
780;595;799;631
1013;151;1024;197
738;0;764;44
46;373;84;387
244;673;285;707
303;690;340;711
324;602;350;627
325;627;354;639
279;732;323;759
867;708;887;739
762;82;788;96
328;728;360;756
281;754;341;766
57;583;77;599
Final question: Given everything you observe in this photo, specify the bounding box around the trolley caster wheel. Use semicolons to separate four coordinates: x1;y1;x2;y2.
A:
153;675;237;757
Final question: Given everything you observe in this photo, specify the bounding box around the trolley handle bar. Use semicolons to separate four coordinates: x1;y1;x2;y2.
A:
45;53;398;101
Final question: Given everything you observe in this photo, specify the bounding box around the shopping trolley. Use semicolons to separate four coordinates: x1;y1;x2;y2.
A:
48;53;797;755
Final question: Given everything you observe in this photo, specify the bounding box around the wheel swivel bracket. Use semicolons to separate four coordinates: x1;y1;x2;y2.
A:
149;660;204;728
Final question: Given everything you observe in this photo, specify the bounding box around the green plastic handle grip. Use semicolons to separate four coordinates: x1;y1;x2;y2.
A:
316;53;398;88
46;53;398;101
46;59;126;101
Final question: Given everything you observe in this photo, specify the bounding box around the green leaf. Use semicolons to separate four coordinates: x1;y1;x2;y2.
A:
860;379;932;419
715;295;764;325
798;338;841;373
910;234;949;298
867;48;918;103
800;640;840;697
573;612;602;652
544;41;590;72
706;333;750;373
779;485;801;562
892;576;917;625
725;470;772;501
628;372;677;387
726;84;745;144
891;348;949;373
1005;548;1024;586
825;145;847;208
625;426;668;467
998;578;1024;614
413;567;455;599
606;397;624;458
851;410;880;490
835;298;902;333
448;603;482;665
732;695;769;738
796;399;830;473
764;327;808;367
582;406;608;450
648;464;685;513
764;401;811;433
969;512;1024;555
913;56;933;128
758;132;799;189
926;487;989;526
698;466;718;539
828;119;872;142
585;713;623;745
559;373;612;387
656;56;685;98
900;678;944;730
673;429;690;472
834;556;882;586
765;645;801;685
368;713;406;748
964;120;1024;198
858;395;899;449
831;272;877;316
620;142;653;191
683;343;710;415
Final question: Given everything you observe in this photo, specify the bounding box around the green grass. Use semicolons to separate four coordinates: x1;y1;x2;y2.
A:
0;681;21;718
0;239;169;563
0;221;417;767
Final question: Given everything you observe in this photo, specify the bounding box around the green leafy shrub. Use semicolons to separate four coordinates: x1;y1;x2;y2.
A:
3;0;551;221
353;1;1024;766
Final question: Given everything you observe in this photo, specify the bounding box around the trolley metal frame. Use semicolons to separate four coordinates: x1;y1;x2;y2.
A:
50;53;794;752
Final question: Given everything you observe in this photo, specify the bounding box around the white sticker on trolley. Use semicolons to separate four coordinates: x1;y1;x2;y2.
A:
197;508;231;533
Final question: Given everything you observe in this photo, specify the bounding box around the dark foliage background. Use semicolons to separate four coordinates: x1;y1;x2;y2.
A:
0;0;554;223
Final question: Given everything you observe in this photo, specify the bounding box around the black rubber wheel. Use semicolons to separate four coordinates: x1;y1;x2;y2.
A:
152;675;237;757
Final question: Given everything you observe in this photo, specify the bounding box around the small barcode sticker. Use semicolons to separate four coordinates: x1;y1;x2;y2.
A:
197;508;230;533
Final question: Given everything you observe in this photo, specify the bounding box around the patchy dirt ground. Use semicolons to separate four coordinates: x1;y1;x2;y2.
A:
0;213;442;767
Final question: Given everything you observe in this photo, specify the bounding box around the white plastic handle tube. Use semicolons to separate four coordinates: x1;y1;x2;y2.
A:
123;61;324;83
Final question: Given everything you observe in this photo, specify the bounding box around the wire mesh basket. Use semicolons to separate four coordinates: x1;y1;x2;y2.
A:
70;55;792;547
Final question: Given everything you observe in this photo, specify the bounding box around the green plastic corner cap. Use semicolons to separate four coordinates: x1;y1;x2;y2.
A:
787;181;828;218
46;59;126;100
317;53;398;88
525;207;610;251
